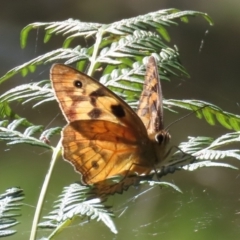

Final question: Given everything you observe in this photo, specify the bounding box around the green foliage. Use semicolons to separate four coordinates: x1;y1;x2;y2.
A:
39;180;182;238
1;7;238;239
39;184;118;237
0;188;24;237
166;99;240;131
0;9;212;83
0;80;53;107
169;134;240;172
0;119;60;149
0;101;33;127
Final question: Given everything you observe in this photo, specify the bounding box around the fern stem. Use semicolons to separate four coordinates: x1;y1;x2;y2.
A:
29;140;62;240
87;28;104;76
47;218;73;239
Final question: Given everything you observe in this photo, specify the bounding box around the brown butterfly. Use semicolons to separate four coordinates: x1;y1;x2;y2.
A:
50;56;170;185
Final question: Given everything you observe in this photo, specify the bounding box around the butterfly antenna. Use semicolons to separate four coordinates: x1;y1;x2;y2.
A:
165;105;208;131
44;113;60;130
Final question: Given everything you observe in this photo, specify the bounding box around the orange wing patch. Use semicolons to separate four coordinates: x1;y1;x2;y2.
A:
62;120;154;184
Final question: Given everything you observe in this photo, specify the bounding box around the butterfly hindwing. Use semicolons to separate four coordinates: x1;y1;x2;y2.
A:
62;120;153;184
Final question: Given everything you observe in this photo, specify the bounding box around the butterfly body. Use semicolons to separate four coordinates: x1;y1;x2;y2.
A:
51;57;170;185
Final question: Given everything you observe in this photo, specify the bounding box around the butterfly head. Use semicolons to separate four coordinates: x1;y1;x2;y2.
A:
155;130;171;145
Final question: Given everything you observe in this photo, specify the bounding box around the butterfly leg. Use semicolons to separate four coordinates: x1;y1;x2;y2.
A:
157;146;196;178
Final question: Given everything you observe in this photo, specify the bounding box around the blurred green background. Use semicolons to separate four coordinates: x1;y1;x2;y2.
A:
1;0;240;239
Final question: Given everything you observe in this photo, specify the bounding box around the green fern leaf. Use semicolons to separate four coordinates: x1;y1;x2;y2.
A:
0;187;24;237
39;183;117;237
20;19;102;48
0;80;53;107
166;99;240;131
105;9;213;38
0;47;89;83
0;119;58;149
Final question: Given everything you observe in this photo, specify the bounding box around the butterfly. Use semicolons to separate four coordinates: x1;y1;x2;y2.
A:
50;56;171;185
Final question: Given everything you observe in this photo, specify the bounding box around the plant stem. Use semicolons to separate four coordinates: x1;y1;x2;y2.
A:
29;140;62;240
87;29;104;76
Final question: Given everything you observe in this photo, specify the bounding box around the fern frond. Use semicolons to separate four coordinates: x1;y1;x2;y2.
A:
39;127;62;144
0;80;53;107
163;132;240;176
181;133;240;154
168;133;240;171
0;47;89;83
183;160;238;171
4;9;212;84
98;30;168;63
100;50;188;103
0;187;24;237
1;9;212;86
166;99;240;131
105;9;213;38
39;177;183;238
0;119;59;149
39;183;117;238
0;101;33;127
20;9;212;49
21;19;102;48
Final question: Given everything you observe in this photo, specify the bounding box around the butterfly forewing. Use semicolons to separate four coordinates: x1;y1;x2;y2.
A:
136;56;171;166
50;64;147;138
137;56;164;135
